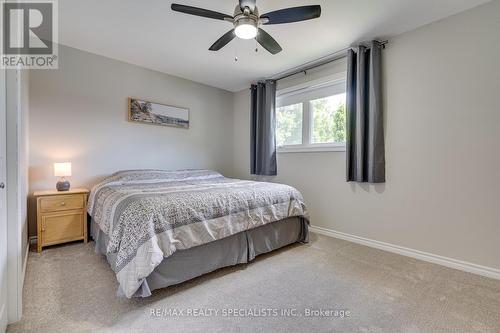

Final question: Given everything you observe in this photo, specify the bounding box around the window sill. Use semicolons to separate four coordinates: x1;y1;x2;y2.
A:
277;145;346;154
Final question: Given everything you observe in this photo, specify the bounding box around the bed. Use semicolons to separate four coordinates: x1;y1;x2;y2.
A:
87;169;309;298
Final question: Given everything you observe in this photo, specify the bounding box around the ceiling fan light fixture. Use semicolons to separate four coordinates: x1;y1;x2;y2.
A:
234;18;257;39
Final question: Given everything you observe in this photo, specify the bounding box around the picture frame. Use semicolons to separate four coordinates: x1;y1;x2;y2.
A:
128;98;189;129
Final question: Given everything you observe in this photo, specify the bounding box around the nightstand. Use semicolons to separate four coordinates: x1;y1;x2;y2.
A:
34;188;89;252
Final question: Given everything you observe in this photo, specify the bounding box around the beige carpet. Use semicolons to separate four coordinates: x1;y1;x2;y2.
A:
7;233;500;333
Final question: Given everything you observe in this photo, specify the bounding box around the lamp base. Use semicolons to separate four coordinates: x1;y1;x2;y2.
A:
56;180;70;191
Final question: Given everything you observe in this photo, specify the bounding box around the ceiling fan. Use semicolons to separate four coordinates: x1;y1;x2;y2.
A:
171;0;321;55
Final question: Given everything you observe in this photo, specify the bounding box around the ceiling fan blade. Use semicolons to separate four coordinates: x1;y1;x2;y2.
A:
256;29;282;55
171;4;232;21
209;30;236;51
239;0;256;11
261;5;321;25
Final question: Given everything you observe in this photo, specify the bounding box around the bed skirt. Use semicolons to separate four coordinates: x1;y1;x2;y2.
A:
91;217;308;297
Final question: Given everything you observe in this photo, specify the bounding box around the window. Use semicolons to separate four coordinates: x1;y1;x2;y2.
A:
276;78;346;152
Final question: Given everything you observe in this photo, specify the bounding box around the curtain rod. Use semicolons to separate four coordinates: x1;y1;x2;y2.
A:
267;40;388;82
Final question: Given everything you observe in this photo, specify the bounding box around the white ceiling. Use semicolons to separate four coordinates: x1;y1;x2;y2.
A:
59;0;489;92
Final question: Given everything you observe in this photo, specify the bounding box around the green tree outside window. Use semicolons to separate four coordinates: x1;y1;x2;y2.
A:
276;103;302;146
311;94;346;144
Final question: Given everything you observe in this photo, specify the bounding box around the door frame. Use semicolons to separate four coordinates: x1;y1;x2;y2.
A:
0;68;8;333
5;68;26;324
2;0;28;325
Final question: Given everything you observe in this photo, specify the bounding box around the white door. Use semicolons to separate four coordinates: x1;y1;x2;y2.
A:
0;69;8;332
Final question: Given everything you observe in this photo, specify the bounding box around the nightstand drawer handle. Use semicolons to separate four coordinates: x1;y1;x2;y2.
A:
42;224;46;232
60;201;66;206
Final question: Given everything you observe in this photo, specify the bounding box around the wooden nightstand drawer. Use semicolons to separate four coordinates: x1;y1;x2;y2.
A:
41;211;84;245
40;194;84;212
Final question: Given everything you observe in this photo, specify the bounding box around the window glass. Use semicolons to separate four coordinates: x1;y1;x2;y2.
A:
276;103;303;146
311;93;346;144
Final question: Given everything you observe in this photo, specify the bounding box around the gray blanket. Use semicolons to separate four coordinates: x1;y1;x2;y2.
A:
88;169;309;297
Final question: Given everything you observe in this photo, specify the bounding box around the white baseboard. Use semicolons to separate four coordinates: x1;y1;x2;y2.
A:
0;303;7;333
22;243;29;288
309;225;500;280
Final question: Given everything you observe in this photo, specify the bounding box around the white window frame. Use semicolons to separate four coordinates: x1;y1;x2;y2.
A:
276;73;347;153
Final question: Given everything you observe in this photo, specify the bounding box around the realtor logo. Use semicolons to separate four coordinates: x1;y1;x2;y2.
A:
1;0;58;68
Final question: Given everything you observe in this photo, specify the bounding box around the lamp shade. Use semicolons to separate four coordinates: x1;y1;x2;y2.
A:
54;162;72;177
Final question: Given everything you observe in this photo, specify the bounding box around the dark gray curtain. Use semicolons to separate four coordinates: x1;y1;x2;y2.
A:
346;41;385;183
251;80;277;176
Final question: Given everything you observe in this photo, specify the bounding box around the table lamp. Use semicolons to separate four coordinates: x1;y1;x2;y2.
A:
54;162;72;191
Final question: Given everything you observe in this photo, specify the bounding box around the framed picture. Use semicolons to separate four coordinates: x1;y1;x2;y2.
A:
128;98;189;129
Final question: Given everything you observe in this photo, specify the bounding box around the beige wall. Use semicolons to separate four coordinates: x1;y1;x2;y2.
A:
232;1;500;270
28;2;500;270
28;45;234;236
